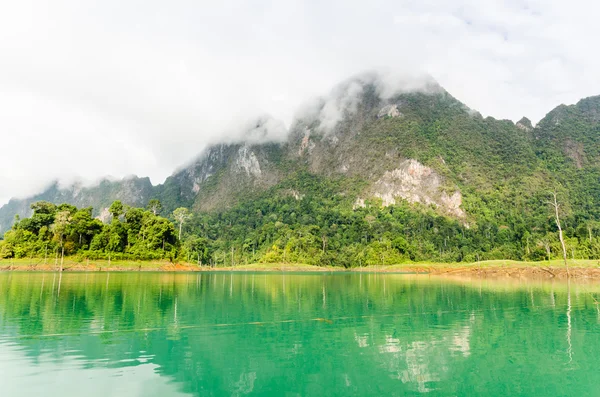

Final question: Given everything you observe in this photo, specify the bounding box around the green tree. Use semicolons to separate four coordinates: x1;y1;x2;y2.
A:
183;236;211;265
51;210;72;271
109;201;124;223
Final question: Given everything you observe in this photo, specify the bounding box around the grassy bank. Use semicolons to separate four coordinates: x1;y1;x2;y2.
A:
376;259;600;279
0;258;334;272
0;258;598;278
377;259;600;270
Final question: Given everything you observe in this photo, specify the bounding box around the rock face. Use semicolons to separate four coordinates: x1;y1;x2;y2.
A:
156;144;235;207
365;159;465;218
564;139;585;169
298;128;315;155
377;104;402;118
157;140;282;212
516;117;533;132
235;146;262;177
97;208;112;223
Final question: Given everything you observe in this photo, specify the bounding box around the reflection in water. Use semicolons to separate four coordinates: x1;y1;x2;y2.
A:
0;273;599;396
0;341;189;397
566;280;573;364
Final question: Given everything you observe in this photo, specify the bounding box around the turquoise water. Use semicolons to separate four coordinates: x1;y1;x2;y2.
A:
0;272;598;396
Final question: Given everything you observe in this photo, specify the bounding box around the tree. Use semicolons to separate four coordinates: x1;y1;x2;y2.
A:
70;207;102;249
106;226;123;265
51;210;72;271
183;236;211;265
585;221;600;244
173;207;190;240
109;201;124;223
29;201;57;232
147;199;163;216
31;201;57;215
142;216;177;255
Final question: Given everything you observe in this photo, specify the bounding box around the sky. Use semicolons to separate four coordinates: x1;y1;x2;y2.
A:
1;0;600;205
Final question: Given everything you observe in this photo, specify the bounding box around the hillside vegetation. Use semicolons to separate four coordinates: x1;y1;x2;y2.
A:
1;72;600;267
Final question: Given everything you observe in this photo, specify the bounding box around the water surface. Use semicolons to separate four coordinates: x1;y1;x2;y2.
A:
0;272;598;396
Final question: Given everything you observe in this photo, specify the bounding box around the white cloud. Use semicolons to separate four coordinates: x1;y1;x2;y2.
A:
1;0;600;204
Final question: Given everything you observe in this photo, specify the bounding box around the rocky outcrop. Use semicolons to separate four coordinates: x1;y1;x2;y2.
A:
298;128;316;155
235;146;262;177
515;117;533;132
361;159;464;218
564;139;585;169
377;104;402;118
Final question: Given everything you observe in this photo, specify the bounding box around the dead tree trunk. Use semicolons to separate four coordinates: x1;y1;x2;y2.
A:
550;192;569;277
542;240;551;262
60;245;64;272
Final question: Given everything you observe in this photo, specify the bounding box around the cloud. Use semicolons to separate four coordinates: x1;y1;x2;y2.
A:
318;79;366;132
1;0;600;204
293;70;439;135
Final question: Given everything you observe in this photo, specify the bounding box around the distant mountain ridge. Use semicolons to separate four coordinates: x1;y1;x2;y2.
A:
0;178;154;233
1;71;599;235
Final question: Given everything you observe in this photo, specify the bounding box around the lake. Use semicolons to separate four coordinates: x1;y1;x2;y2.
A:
0;272;598;396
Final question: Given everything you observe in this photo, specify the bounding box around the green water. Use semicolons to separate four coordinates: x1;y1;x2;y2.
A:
0;272;598;396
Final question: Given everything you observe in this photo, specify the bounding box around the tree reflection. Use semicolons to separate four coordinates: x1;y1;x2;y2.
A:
0;273;596;396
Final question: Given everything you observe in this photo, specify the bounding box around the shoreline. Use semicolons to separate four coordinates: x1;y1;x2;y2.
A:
0;259;599;279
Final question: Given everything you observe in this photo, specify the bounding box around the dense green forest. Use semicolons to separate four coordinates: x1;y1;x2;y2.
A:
0;200;209;266
184;172;600;267
1;180;599;267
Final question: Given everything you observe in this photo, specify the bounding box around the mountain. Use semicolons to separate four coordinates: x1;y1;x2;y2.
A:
0;177;154;234
1;71;599;264
153;72;542;222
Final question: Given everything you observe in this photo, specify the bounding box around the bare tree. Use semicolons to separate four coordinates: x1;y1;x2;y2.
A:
538;237;552;262
147;199;163;216
587;221;599;244
172;207;191;240
548;192;569;277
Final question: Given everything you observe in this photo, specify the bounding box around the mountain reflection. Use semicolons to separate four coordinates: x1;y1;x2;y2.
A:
0;273;598;396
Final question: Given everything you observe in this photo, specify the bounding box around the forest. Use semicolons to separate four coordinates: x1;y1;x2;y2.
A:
0;200;209;267
1;177;599;268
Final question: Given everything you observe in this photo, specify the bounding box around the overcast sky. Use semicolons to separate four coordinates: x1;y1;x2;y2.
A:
1;0;600;205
